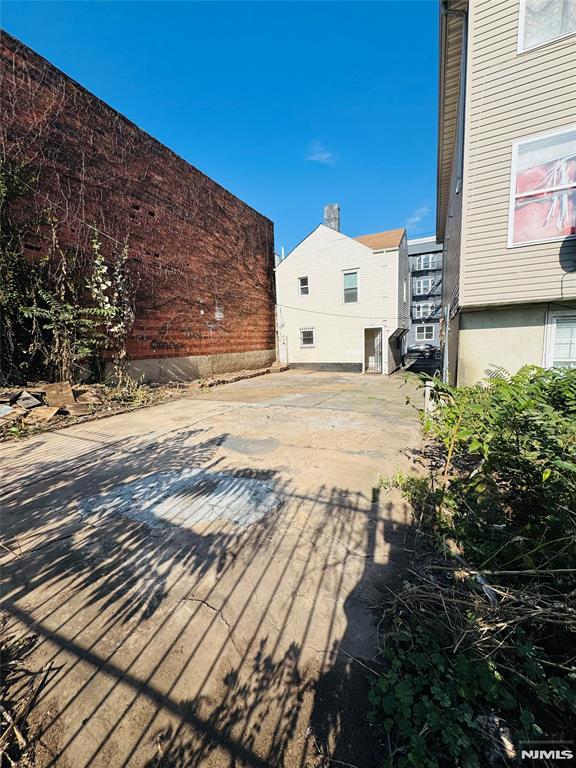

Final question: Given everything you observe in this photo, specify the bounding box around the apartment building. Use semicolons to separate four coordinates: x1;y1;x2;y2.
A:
275;206;409;374
437;0;576;385
407;237;443;352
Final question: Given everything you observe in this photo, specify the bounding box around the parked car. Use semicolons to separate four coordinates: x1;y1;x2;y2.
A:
406;343;438;359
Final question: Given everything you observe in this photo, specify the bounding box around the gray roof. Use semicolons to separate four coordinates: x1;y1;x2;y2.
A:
407;237;443;256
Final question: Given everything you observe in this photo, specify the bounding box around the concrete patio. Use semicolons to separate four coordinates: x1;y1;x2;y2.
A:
1;370;423;768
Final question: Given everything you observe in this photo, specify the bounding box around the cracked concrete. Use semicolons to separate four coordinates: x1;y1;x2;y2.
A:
1;370;422;768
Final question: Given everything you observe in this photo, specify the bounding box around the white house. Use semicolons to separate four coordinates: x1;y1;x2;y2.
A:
275;207;409;374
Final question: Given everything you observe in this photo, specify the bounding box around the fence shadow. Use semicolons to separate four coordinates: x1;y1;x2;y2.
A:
2;426;413;767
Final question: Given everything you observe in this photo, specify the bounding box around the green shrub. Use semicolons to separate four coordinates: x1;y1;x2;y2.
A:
423;366;576;570
372;367;576;767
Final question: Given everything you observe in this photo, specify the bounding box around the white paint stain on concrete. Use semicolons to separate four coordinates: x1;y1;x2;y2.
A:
78;469;283;529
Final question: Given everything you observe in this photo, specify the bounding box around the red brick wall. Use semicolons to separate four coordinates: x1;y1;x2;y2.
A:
0;31;276;362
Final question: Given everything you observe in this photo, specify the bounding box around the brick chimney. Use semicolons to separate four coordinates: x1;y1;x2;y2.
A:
323;203;340;232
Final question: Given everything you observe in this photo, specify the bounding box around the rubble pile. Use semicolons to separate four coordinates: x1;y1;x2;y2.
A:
0;382;104;435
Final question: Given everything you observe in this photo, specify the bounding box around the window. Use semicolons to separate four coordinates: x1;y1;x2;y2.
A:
298;276;309;295
415;254;440;271
403;279;407;303
509;126;576;246
343;271;358;303
544;311;576;367
519;0;576;52
300;327;315;348
414;302;435;319
415;325;435;342
414;277;434;296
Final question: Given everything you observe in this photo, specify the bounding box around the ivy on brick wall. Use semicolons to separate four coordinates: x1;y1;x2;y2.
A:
0;158;135;384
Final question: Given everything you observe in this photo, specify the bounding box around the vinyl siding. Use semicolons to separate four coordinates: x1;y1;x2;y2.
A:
275;225;404;371
461;0;576;307
397;234;410;330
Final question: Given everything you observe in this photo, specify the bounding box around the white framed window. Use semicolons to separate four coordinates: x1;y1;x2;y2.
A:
544;310;576;368
413;302;435;320
415;325;435;342
298;276;309;295
343;270;358;303
414;277;434;296
508;125;576;247
518;0;576;53
403;279;407;303
415;254;440;271
300;327;315;348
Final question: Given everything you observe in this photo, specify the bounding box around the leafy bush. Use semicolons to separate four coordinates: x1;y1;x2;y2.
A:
371;367;576;767
423;366;576;570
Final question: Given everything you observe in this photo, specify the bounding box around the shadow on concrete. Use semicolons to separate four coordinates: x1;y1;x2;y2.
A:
405;357;442;377
1;426;413;767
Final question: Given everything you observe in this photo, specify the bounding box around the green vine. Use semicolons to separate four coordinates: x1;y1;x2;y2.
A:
0;157;135;384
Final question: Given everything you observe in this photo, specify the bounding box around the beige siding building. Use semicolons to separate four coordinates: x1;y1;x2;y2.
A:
275;210;408;374
438;0;576;385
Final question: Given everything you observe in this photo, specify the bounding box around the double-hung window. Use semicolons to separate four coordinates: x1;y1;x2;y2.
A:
415;254;439;271
300;327;315;348
299;276;309;295
544;311;576;367
343;271;358;303
509;126;576;246
414;302;434;320
519;0;576;52
415;325;435;342
414;277;433;296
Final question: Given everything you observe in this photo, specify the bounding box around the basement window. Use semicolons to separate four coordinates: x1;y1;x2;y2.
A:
519;0;576;52
300;328;315;348
298;276;309;295
544;310;576;367
508;126;576;246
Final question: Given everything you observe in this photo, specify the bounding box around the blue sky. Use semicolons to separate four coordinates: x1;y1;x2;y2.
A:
2;1;439;252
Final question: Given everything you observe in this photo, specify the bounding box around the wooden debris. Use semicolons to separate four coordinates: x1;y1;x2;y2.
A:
44;382;75;407
65;403;92;417
0;390;22;404
0;405;26;426
24;407;60;425
15;391;42;410
74;389;102;404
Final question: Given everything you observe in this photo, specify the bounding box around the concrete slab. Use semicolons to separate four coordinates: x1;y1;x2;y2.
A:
1;370;423;768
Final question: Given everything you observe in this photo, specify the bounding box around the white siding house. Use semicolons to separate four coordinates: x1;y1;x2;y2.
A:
438;0;576;385
275;218;408;374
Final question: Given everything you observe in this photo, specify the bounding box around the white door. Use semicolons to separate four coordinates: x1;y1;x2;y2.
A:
278;334;288;365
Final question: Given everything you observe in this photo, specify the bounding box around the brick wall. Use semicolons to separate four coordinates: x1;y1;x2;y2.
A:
0;31;276;364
